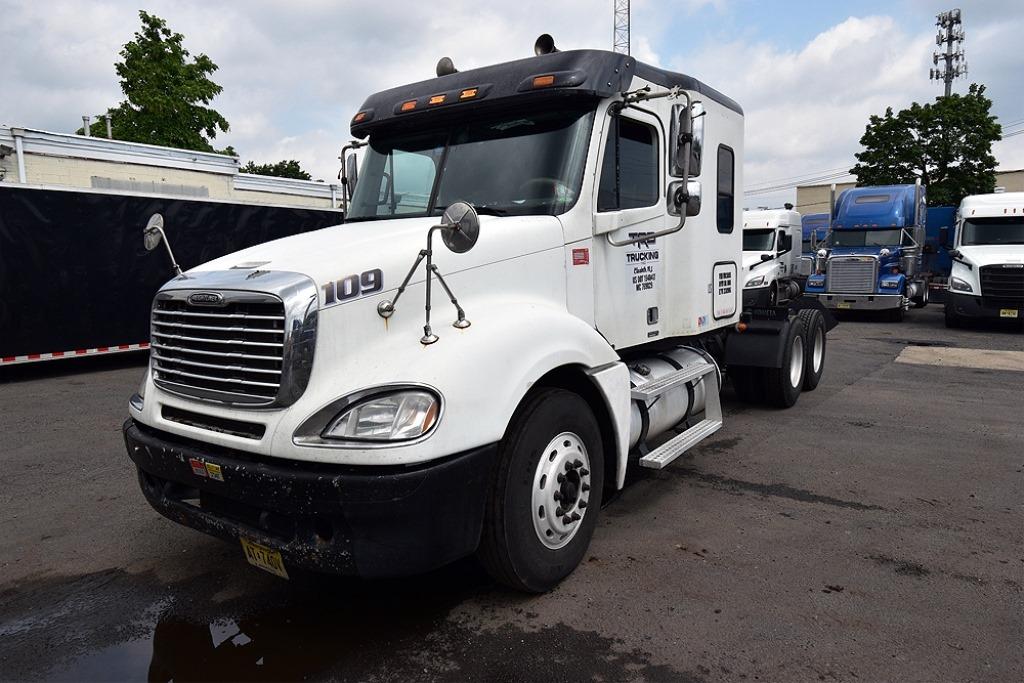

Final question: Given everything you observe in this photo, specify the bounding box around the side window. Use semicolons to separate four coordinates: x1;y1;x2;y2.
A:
716;145;735;233
597;117;658;212
778;230;786;252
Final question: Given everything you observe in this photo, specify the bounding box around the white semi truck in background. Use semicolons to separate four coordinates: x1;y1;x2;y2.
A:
123;37;834;592
945;191;1024;327
742;207;804;308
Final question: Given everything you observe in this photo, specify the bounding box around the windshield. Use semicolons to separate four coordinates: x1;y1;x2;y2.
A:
743;229;775;251
830;229;904;247
961;217;1024;245
348;106;595;220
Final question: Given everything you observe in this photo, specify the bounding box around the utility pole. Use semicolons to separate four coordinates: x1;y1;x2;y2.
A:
930;8;966;97
613;0;629;55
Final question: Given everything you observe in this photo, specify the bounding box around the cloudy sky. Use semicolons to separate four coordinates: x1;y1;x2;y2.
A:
2;0;1021;209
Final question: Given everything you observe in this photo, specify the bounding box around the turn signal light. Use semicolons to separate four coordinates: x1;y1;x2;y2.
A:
533;74;555;87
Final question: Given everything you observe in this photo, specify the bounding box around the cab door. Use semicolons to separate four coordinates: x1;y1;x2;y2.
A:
591;107;670;348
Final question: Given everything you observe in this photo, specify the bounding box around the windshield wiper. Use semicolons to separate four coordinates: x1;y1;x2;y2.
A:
435;204;508;217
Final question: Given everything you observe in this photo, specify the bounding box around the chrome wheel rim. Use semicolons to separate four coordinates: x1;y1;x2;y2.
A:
789;334;805;388
812;326;824;373
532;431;591;550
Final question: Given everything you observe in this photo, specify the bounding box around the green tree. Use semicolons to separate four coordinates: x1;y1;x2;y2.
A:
850;84;1001;207
240;159;312;180
79;11;229;151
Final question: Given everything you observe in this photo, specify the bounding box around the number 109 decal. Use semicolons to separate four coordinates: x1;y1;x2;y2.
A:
322;268;383;305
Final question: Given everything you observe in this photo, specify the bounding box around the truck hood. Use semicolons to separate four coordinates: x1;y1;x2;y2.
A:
189;214;565;306
956;244;1024;268
742;251;774;271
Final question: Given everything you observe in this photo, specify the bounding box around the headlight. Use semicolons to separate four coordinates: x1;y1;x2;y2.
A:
950;277;973;293
879;279;900;289
817;249;828;258
807;275;825;285
746;274;767;288
322;390;440;441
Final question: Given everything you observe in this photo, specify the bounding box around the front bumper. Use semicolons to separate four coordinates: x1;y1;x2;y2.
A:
946;291;1023;320
743;285;771;309
124;419;497;578
803;292;904;311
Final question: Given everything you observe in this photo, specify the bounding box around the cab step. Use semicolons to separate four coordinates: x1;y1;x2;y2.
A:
638;363;723;470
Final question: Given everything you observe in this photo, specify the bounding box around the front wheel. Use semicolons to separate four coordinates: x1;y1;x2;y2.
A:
478;388;604;593
944;303;962;328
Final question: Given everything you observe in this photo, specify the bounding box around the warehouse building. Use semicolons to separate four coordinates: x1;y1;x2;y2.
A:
0;125;342;209
795;169;1024;214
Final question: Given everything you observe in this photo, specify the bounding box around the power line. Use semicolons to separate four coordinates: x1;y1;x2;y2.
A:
744;165;851;191
744;172;855;196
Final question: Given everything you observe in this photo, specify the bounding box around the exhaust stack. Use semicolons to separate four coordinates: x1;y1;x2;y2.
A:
534;33;559;55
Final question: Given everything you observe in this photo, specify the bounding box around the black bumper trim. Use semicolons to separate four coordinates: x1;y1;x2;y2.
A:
124;419;498;578
946;291;1024;319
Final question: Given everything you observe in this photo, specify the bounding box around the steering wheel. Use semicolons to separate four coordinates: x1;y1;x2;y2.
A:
518;177;571;201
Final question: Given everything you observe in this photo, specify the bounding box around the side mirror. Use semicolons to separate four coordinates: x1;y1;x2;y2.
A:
439;201;480;253
667;179;701;217
143;213;165;252
670;102;703;178
948;248;961;259
345;154;359;198
760;253;774;262
142;212;182;276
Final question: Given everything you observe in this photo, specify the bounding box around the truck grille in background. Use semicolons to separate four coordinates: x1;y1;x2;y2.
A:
827;258;877;293
980;265;1024;305
151;296;286;404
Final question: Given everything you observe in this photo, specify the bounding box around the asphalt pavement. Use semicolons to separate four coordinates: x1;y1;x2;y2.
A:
1;306;1021;682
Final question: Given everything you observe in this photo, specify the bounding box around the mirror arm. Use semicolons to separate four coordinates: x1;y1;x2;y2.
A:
606;90;693;247
157;226;183;276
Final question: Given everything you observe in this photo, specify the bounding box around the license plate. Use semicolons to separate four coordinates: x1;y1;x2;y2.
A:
240;538;289;579
1000;308;1019;319
837;303;852;309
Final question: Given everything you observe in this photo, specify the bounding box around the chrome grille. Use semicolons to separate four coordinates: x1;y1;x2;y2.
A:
152;295;286;404
827;257;877;293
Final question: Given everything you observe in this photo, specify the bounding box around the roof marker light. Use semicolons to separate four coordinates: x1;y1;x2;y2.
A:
533;74;556;88
353;111;367;123
429;95;446;105
460;88;478;100
401;100;417;112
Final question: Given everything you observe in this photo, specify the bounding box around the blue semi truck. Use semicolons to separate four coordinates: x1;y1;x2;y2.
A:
797;212;829;284
804;184;929;321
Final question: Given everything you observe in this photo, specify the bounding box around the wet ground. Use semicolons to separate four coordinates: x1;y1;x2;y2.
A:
1;307;1022;681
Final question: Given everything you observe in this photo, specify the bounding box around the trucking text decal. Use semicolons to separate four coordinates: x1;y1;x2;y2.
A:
626;233;659;293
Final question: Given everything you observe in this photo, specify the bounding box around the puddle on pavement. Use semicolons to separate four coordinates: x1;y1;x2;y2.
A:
0;561;684;682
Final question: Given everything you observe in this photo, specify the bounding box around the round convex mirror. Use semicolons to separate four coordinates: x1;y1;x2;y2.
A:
440;201;480;254
143;213;165;252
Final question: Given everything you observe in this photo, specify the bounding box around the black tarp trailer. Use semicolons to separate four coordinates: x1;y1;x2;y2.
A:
0;184;342;365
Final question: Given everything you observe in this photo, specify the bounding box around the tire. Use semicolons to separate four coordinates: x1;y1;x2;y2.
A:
763;316;806;408
730;365;764;404
944;303;961;328
478;388;604;593
912;284;929;309
797;309;826;391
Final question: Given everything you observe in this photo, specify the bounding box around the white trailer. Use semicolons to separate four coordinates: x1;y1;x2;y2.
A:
741;207;803;307
945;191;1024;327
123;37;834;592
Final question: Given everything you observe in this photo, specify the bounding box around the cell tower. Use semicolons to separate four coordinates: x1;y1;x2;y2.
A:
930;8;966;97
613;0;630;55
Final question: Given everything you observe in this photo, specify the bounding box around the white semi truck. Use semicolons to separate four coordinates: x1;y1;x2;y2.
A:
123;37;834;592
741;207;804;308
945;191;1024;327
